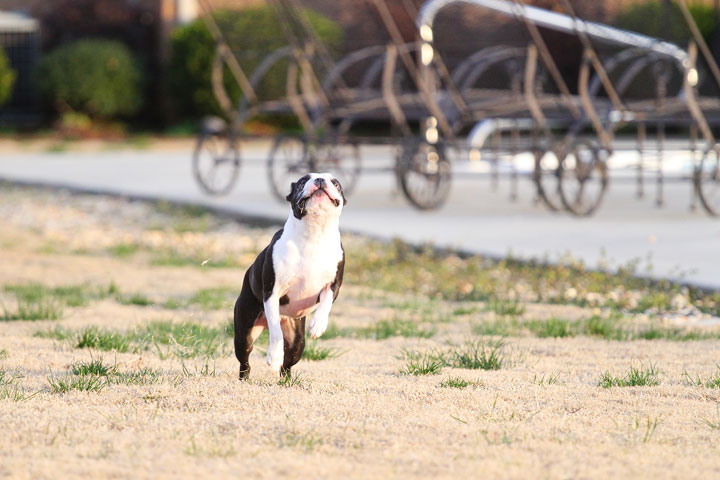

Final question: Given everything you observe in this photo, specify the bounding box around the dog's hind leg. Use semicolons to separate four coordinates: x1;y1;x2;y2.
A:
280;316;306;377
234;274;263;380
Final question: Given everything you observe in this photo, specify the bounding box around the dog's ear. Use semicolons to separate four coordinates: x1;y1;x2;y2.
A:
332;178;347;206
285;182;296;203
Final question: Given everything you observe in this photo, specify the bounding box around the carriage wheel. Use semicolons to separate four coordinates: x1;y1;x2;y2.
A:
309;140;362;198
267;135;311;203
533;148;563;212
696;144;720;217
396;139;451;210
192;129;240;196
557;141;609;216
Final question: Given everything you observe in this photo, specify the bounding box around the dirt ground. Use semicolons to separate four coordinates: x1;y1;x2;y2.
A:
1;186;720;479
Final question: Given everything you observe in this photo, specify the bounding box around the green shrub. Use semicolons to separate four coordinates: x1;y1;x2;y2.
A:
616;1;716;44
0;47;16;107
168;6;342;119
35;39;143;118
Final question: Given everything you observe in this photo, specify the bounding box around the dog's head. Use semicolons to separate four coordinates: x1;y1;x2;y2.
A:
285;173;347;220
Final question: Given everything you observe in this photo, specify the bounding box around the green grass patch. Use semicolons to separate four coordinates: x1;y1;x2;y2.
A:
187;287;235;310
318;323;347;339
398;349;444;376
34;325;73;341
527;317;576;338
445;339;509;370
1;282;119;321
487;298;526;317
116;293;154;306
1;297;63;321
598;363;661;388
683;368;720;388
107;243;140;258
48;373;107;393
0;367;37;402
76;327;133;352
137;320;231;358
357;317;436;340
345;238;720;316
39;320;233;359
278;371;303;387
439;376;479;388
71;358;115;376
302;341;343;361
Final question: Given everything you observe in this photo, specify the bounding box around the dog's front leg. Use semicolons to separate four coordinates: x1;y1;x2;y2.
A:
264;294;284;373
308;285;333;339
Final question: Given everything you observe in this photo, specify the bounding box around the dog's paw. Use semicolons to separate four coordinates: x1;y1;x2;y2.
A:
266;341;284;372
308;315;328;339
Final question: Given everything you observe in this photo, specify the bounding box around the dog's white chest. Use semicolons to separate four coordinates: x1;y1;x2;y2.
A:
273;232;342;318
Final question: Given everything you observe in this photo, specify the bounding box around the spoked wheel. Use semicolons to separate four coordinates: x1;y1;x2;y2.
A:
193;126;240;196
557;140;609;216
396;139;452;210
696;144;720;216
533;147;563;211
267;135;311;202
309;139;362;198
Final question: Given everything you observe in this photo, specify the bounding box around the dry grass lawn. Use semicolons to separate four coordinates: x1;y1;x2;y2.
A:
1;186;720;479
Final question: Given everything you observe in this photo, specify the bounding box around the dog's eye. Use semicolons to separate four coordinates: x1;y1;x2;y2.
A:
331;179;341;189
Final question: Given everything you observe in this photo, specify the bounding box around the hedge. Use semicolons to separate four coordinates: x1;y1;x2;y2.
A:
168;6;342;119
35;39;143;118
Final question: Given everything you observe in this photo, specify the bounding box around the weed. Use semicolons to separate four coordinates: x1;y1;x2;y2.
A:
446;339;508;370
631;415;661;443
278;371;303;387
302;341;343;361
0;349;6;360
358;317;435;340
116;293;154;306
1;296;63;321
700;405;720;430
71;358;116;376
110;368;163;385
598;363;660;388
76;327;133;353
487;298;525;317
107;243;140;258
527;318;576;338
48;373;107;393
34;326;73;341
137;320;229;358
180;359;218;377
473;317;519;336
683;368;720;388
533;373;560;385
439;376;479;388
398;349;444;376
0;368;37;402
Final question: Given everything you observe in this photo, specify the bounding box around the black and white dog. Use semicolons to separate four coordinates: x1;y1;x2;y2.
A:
233;173;346;379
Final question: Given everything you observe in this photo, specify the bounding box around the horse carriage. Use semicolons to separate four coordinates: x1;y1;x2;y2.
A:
192;0;720;217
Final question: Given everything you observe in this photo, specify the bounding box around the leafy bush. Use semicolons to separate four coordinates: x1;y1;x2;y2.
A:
35;39;143;118
168;6;342;119
616;1;716;43
0;47;16;107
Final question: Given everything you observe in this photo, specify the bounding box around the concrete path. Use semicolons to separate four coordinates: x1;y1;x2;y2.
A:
0;141;718;288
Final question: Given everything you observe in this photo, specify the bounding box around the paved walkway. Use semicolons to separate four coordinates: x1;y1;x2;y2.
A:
0;141;718;288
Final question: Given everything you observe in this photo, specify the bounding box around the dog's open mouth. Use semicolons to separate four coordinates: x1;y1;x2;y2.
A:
309;188;340;207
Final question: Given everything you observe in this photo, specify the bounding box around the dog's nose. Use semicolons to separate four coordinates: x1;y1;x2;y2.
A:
314;178;326;188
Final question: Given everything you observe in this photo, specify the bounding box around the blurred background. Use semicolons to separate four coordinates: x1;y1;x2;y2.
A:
0;0;718;133
0;0;719;289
